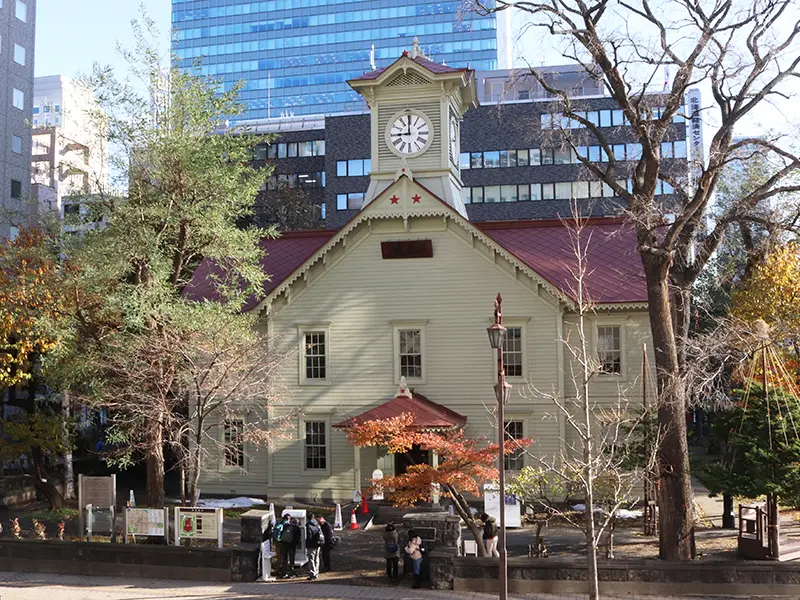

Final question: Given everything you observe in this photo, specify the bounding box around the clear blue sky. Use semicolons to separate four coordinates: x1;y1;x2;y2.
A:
35;0;170;79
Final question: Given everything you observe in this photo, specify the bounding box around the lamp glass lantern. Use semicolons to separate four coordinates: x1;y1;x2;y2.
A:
487;323;507;349
494;381;512;405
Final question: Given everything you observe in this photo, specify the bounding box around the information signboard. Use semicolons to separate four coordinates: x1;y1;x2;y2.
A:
175;507;224;548
78;474;116;542
125;507;168;542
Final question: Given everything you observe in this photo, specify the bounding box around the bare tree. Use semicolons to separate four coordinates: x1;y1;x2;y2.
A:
505;207;653;599
173;310;297;504
473;0;800;559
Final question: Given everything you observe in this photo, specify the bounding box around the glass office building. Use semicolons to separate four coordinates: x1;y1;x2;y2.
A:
172;0;509;120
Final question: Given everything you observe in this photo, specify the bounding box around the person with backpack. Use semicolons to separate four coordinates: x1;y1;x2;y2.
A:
404;528;425;589
316;514;335;573
305;512;325;580
480;512;500;557
383;522;400;582
277;514;296;577
272;515;287;577
285;518;302;575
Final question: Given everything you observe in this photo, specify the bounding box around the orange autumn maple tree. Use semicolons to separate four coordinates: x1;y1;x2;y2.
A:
346;412;532;555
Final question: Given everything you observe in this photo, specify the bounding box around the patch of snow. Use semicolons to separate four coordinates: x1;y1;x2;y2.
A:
572;504;642;519
196;497;267;509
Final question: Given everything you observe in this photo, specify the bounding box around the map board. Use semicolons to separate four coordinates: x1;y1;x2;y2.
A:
125;507;168;541
175;507;224;548
483;483;522;528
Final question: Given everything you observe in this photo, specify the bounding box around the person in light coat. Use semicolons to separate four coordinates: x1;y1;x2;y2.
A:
404;528;424;588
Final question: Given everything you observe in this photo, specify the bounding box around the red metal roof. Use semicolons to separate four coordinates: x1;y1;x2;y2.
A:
477;218;648;305
183;230;334;309
351;54;471;81
333;393;467;430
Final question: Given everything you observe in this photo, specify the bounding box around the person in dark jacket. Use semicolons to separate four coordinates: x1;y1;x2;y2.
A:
480;513;499;557
305;512;324;580
383;522;400;582
317;514;335;572
286;518;302;575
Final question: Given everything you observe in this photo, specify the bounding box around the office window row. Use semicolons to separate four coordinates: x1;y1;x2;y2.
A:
265;171;325;190
460;141;686;170
33;104;62;115
461;178;676;204
336;192;365;210
255;139;325;160
336;159;371;177
541;108;686;129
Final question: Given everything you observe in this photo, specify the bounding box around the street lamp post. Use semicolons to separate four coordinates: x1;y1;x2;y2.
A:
487;293;510;600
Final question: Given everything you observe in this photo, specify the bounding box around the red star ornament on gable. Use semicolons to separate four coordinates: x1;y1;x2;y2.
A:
412;194;421;203
390;195;399;204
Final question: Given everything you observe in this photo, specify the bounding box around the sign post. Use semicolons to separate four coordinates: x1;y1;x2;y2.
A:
124;507;169;543
371;469;384;501
174;506;224;548
78;474;117;542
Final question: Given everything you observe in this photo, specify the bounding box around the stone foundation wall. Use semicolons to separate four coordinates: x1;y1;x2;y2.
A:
0;540;232;582
441;556;800;596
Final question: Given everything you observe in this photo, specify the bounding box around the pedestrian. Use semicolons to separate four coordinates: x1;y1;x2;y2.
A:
404;528;424;589
286;517;302;575
305;511;325;580
480;512;500;557
383;522;400;582
317;514;335;572
272;515;287;577
278;514;297;577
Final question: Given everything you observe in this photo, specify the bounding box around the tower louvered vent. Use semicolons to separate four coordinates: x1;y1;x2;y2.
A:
386;71;431;87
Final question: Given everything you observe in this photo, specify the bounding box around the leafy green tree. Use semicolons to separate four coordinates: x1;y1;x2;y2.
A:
700;384;800;507
50;15;277;507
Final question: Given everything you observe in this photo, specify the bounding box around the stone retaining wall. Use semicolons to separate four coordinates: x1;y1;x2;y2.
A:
0;540;232;582
446;557;800;597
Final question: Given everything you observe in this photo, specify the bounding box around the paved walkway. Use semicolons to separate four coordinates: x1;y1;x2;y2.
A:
0;572;786;600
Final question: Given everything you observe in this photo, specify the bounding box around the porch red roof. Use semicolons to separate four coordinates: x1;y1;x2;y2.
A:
333;393;467;430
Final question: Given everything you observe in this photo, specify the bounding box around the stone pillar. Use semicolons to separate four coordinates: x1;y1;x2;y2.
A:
402;512;460;588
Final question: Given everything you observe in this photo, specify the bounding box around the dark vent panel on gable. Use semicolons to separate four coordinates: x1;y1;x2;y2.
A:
381;240;433;259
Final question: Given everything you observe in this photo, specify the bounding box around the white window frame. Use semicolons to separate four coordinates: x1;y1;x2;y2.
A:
220;417;246;472
301;417;330;474
595;322;626;379
13;43;24;66
15;0;26;22
488;317;529;382
392;320;428;384
503;418;526;472
12;88;23;110
297;323;330;386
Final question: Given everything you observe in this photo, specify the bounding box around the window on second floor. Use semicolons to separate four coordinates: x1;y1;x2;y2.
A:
597;325;622;375
223;419;245;469
503;327;523;378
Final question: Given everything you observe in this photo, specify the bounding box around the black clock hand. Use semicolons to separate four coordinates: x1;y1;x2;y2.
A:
406;116;411;139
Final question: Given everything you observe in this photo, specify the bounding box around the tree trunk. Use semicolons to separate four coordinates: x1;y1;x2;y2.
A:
446;484;487;556
62;391;75;500
643;256;696;560
146;421;165;507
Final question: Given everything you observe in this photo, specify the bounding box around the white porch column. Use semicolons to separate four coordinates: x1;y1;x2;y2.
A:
354;445;362;495
431;450;440;504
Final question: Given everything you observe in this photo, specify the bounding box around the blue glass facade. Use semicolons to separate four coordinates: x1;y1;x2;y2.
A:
172;0;501;119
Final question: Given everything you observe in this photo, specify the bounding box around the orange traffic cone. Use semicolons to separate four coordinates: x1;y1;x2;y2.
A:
349;509;360;530
360;493;369;514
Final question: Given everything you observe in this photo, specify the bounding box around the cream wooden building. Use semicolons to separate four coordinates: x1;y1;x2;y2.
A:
189;43;655;503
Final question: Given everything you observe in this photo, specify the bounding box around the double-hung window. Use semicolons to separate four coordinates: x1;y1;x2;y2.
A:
304;421;327;470
503;327;523;377
597;325;623;375
223;419;245;469
393;321;426;383
298;324;330;384
504;421;525;471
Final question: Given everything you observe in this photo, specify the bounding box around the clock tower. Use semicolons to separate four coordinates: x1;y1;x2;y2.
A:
348;38;477;218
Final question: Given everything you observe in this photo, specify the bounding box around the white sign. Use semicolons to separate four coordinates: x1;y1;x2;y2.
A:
334;503;343;531
687;88;704;191
483;483;521;528
371;469;384;501
261;540;275;581
175;507;224;548
125;507;167;539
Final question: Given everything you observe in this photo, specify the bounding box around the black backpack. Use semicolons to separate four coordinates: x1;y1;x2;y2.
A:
307;521;323;546
280;523;295;544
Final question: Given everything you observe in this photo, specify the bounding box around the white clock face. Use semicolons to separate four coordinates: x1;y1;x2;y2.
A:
388;112;431;156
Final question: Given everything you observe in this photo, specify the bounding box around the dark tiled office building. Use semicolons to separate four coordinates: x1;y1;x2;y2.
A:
248;67;691;230
0;0;35;239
